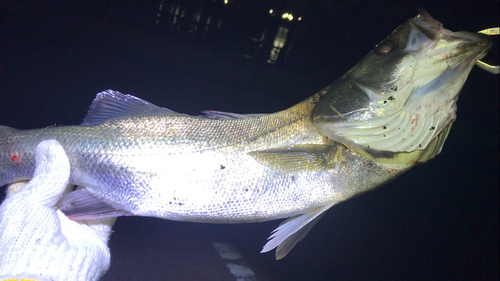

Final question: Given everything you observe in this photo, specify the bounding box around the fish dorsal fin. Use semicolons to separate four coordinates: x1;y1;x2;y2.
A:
81;90;178;126
248;144;338;172
201;110;267;119
261;203;335;259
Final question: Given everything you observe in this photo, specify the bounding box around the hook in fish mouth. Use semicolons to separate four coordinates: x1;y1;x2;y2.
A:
410;10;492;58
476;27;499;74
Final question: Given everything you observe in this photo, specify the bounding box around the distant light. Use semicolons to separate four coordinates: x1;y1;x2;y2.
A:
269;9;273;14
224;0;228;4
298;17;302;21
282;13;293;21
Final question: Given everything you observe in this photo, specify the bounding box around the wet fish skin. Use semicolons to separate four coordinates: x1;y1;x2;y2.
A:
1;95;405;221
0;10;492;259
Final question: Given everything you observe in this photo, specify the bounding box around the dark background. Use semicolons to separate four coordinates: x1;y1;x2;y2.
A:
0;0;498;280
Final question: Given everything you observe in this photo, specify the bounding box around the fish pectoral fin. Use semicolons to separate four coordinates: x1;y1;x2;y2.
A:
248;144;338;172
261;203;335;260
57;189;129;220
81;90;180;126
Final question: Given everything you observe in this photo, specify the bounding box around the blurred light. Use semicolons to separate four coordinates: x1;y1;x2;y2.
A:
273;27;288;48
269;9;273;14
224;0;228;4
282;13;293;21
298;17;302;21
268;26;289;64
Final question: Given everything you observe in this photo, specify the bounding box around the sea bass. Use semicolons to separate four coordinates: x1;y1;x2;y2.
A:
0;10;493;259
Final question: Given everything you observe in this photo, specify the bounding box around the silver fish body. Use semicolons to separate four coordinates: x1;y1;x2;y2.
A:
0;10;493;259
0;96;408;221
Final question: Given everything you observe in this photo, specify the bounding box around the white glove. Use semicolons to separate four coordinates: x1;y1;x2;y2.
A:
0;140;116;281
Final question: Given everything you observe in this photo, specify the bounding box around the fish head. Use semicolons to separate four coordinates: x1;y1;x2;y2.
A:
312;9;492;154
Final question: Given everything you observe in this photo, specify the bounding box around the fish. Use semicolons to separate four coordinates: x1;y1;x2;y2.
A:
0;10;493;259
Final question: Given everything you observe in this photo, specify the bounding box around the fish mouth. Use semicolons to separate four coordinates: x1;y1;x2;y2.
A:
410;9;492;63
407;9;492;98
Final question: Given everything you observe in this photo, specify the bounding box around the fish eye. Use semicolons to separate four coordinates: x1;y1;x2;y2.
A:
376;40;395;55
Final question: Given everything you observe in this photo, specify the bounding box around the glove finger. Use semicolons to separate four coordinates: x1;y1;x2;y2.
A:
16;139;71;207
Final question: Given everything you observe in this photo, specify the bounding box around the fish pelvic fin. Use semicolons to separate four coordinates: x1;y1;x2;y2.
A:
58;188;130;220
261;203;335;260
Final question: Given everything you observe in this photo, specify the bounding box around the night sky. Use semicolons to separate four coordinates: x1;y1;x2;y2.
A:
0;1;498;280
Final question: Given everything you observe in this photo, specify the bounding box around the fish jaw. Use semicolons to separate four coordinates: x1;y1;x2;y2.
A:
406;10;492;98
312;9;492;154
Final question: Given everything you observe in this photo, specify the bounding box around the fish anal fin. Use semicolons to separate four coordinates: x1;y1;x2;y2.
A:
248;144;338;172
57;189;130;220
261;203;335;260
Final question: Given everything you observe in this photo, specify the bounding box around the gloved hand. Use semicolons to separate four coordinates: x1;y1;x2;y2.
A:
0;139;116;281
